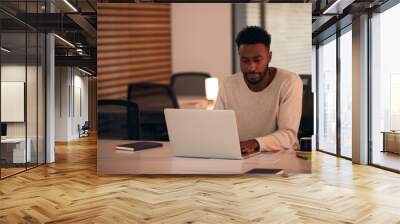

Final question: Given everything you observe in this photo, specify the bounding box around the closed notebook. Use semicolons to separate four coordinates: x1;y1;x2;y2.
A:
116;142;163;151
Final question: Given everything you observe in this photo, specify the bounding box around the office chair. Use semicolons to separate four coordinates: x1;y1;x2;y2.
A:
78;121;90;138
298;75;314;139
97;100;140;140
170;72;211;97
127;82;179;141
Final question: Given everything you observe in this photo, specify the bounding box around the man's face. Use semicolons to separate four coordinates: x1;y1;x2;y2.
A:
238;43;272;85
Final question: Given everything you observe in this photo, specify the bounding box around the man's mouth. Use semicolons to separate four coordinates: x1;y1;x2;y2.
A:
246;73;261;80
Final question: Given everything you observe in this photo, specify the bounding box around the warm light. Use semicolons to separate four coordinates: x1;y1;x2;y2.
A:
63;0;78;12
77;67;93;76
1;47;11;53
322;0;354;15
54;34;75;48
205;77;219;101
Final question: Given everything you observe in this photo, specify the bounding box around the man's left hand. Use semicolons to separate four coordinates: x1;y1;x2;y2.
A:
240;139;260;155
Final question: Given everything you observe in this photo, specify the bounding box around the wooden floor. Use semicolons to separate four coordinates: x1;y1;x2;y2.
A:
1;135;400;223
373;151;400;171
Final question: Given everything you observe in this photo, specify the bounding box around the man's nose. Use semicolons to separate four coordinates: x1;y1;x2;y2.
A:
247;62;256;72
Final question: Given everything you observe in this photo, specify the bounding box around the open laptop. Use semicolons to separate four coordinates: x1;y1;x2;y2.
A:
164;109;260;160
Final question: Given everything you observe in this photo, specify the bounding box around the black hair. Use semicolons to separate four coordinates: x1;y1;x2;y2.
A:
235;26;271;49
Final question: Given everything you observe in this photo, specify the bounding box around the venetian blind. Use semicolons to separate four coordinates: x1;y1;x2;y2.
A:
97;3;172;99
265;3;311;75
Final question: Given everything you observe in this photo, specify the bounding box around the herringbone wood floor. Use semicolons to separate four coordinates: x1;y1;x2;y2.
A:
1;135;400;224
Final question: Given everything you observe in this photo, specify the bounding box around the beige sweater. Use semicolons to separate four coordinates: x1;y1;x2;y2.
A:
214;68;303;151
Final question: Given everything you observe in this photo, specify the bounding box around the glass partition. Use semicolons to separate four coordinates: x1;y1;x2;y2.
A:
317;36;337;155
1;31;28;177
339;28;352;158
0;1;46;179
370;3;400;171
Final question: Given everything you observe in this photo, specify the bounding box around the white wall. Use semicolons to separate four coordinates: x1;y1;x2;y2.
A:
265;3;312;75
1;65;36;138
55;67;69;141
171;3;232;80
55;67;89;141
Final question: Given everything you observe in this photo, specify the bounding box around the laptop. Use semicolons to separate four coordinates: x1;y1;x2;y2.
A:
164;109;260;160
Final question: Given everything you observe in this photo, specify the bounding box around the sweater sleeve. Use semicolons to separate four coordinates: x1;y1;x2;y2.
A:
256;75;303;151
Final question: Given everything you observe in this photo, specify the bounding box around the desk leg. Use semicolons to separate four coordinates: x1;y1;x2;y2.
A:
382;133;386;153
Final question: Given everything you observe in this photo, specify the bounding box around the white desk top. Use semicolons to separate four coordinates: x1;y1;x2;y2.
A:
1;138;27;143
177;96;214;110
97;140;311;175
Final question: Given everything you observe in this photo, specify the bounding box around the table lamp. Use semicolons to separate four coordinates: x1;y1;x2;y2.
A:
205;77;219;101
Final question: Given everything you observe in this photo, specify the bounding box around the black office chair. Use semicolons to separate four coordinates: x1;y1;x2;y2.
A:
298;75;314;139
78;121;90;138
170;72;211;97
97;100;140;140
127;82;179;141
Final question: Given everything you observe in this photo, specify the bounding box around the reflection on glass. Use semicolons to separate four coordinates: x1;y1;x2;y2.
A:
340;29;352;158
318;37;337;154
1;31;27;177
371;3;400;171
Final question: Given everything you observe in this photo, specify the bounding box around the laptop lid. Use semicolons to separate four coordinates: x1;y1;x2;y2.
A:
164;109;242;160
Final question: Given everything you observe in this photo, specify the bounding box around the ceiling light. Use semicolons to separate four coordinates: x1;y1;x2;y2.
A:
54;34;75;48
1;47;11;53
322;0;354;15
77;67;93;76
63;0;78;12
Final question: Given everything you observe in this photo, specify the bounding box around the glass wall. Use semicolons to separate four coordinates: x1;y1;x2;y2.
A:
370;2;400;171
0;1;46;179
317;35;337;155
339;27;352;158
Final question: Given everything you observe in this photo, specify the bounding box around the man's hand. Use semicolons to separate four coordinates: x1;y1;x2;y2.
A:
240;139;260;155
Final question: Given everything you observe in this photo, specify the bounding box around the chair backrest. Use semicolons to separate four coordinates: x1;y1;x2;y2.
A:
298;75;314;138
82;121;90;129
170;72;211;97
97;100;140;140
127;82;179;112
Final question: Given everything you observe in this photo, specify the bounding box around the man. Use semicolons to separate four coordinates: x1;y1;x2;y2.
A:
214;26;303;156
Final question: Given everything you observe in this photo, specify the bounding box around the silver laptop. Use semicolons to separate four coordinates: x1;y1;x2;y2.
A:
164;109;260;160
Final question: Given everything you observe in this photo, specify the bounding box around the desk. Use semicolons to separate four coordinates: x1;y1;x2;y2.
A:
97;140;311;175
1;138;31;163
381;131;400;154
177;96;214;110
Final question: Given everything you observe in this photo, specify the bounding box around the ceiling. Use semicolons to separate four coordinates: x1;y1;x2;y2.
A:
0;0;97;74
1;0;395;74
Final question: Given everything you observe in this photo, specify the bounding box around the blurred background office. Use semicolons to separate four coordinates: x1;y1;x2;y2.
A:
96;3;313;143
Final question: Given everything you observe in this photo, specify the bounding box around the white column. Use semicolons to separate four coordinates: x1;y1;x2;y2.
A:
46;32;55;163
352;14;369;164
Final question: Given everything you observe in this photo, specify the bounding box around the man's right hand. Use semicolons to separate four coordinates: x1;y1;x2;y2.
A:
240;139;260;155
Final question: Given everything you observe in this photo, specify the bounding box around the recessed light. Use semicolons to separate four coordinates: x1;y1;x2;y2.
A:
63;0;78;12
1;47;11;53
54;34;75;48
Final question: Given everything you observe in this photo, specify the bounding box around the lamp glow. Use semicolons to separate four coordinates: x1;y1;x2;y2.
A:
205;77;219;101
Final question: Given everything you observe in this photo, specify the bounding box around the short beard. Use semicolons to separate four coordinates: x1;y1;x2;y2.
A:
244;64;269;85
